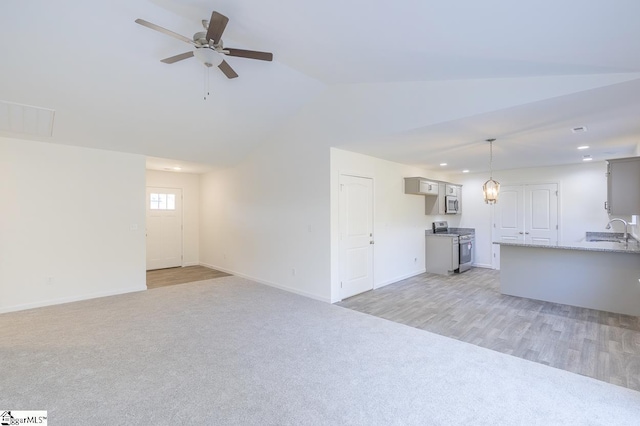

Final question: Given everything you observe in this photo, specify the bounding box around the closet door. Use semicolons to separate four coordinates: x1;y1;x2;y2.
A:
494;185;525;243
492;183;558;269
524;184;558;245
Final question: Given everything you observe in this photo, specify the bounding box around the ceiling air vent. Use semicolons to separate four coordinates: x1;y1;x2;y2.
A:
571;126;588;134
0;100;55;137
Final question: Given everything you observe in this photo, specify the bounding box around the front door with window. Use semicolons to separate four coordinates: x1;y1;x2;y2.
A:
146;187;183;270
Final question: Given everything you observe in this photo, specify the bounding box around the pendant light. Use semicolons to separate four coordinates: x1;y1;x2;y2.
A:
482;138;500;204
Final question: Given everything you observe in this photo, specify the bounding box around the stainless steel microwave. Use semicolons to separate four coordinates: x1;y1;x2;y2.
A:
445;195;459;214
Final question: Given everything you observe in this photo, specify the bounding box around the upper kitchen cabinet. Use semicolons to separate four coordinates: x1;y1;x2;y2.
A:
606;156;640;215
445;184;461;199
425;182;462;215
405;177;462;215
404;177;439;196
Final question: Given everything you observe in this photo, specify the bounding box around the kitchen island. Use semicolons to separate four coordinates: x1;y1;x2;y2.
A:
495;238;640;316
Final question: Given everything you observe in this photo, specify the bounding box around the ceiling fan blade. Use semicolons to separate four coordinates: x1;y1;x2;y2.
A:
206;11;229;44
225;48;273;61
161;51;194;64
218;60;238;79
135;19;194;45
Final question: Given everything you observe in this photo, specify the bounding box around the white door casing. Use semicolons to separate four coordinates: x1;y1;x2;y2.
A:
146;187;183;271
492;183;558;269
339;175;374;299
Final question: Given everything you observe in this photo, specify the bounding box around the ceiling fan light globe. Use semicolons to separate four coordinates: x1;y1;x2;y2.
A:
193;48;223;67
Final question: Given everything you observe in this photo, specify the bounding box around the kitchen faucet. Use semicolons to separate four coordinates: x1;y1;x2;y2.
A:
606;218;629;242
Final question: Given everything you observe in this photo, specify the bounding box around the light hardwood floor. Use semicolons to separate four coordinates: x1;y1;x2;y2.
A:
146;265;230;289
337;267;640;392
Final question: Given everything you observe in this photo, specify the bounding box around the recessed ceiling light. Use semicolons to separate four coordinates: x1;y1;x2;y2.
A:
577;145;589;150
173;166;182;171
582;155;592;161
462;170;470;173
440;163;447;166
572;126;588;133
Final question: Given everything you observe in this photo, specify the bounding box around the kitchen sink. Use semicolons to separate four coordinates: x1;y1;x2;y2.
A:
584;233;638;244
585;237;626;243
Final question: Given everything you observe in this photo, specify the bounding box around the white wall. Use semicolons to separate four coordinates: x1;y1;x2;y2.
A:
330;148;452;302
0;137;146;313
450;161;616;268
146;170;200;266
199;135;331;302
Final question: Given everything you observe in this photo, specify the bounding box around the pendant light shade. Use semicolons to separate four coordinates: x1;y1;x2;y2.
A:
483;138;500;204
483;178;500;204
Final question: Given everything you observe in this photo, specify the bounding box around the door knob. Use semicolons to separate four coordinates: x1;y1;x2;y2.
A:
518;232;524;235
370;241;375;244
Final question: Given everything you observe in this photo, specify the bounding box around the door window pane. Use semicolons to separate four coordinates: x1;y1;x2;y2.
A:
158;193;167;210
150;193;159;210
149;193;176;210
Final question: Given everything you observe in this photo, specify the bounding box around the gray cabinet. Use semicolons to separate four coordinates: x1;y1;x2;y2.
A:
606;156;640;215
425;183;446;215
425;235;459;274
424;182;462;215
445;184;461;198
406;177;462;215
404;177;439;195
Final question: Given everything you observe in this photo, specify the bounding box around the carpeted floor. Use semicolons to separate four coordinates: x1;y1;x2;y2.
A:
1;276;639;425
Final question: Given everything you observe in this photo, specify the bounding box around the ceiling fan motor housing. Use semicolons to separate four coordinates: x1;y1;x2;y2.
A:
193;31;209;46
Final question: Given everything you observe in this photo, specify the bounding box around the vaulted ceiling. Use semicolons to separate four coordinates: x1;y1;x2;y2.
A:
2;0;639;173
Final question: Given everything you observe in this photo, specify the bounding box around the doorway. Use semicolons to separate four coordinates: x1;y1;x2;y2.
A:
146;187;183;270
339;174;374;299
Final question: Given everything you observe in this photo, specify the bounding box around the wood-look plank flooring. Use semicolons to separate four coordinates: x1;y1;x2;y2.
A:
146;265;230;289
337;267;640;392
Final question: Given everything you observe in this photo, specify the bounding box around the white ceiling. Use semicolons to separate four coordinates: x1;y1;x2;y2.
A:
1;0;639;174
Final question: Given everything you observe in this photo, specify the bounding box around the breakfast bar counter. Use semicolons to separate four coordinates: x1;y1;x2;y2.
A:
494;238;640;316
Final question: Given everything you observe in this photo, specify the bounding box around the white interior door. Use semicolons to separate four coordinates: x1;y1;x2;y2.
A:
492;183;558;269
146;187;183;271
525;184;558;245
492;186;524;270
494;186;524;243
339;175;374;300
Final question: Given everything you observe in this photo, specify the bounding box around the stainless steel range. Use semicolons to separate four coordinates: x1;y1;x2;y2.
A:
426;221;475;274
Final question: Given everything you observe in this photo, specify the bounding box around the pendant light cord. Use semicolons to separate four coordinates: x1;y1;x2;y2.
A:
487;138;496;179
489;140;493;179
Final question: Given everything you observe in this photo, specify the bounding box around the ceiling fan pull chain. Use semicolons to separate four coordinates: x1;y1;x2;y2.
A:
203;65;207;100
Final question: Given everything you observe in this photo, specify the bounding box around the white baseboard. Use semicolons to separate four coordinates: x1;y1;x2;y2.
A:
330;269;426;303
374;269;426;290
472;263;493;269
0;285;147;314
199;262;331;303
182;261;199;267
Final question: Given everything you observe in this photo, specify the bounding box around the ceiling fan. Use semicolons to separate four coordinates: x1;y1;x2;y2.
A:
135;11;273;79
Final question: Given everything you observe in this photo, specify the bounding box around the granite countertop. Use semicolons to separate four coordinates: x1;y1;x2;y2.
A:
425;228;475;237
494;232;640;255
